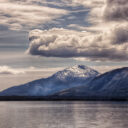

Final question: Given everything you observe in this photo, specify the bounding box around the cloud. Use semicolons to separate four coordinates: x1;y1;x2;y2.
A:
0;0;67;30
110;25;128;44
27;0;128;62
91;65;124;73
0;0;94;31
0;65;64;75
27;28;128;61
0;66;25;75
25;66;65;73
0;65;124;76
103;0;128;21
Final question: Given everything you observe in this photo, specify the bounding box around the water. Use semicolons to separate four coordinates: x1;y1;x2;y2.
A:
0;101;128;128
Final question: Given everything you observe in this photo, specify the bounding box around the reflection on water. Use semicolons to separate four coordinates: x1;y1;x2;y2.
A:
0;101;128;128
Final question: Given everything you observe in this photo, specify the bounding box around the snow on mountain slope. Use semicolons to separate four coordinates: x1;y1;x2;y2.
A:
52;65;99;81
54;67;128;99
0;65;99;96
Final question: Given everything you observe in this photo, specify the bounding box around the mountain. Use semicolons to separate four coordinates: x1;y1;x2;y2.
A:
0;65;99;96
1;65;128;100
54;67;128;100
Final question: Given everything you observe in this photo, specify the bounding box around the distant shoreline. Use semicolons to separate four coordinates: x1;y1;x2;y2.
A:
0;96;128;101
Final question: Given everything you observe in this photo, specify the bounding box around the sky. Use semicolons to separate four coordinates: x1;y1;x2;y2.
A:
0;0;128;90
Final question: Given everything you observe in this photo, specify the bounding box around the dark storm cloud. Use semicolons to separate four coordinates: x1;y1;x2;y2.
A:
104;0;128;21
111;25;128;44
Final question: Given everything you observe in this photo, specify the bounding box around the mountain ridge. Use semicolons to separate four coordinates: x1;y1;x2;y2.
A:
0;65;99;96
54;67;128;99
0;65;128;100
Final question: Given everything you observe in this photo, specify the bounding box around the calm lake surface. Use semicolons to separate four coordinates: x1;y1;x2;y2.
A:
0;101;128;128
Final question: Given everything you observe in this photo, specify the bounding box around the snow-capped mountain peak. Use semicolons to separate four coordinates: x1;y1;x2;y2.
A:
54;67;128;99
52;65;99;81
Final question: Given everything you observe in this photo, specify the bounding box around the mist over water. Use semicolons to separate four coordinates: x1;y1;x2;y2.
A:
0;101;128;128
